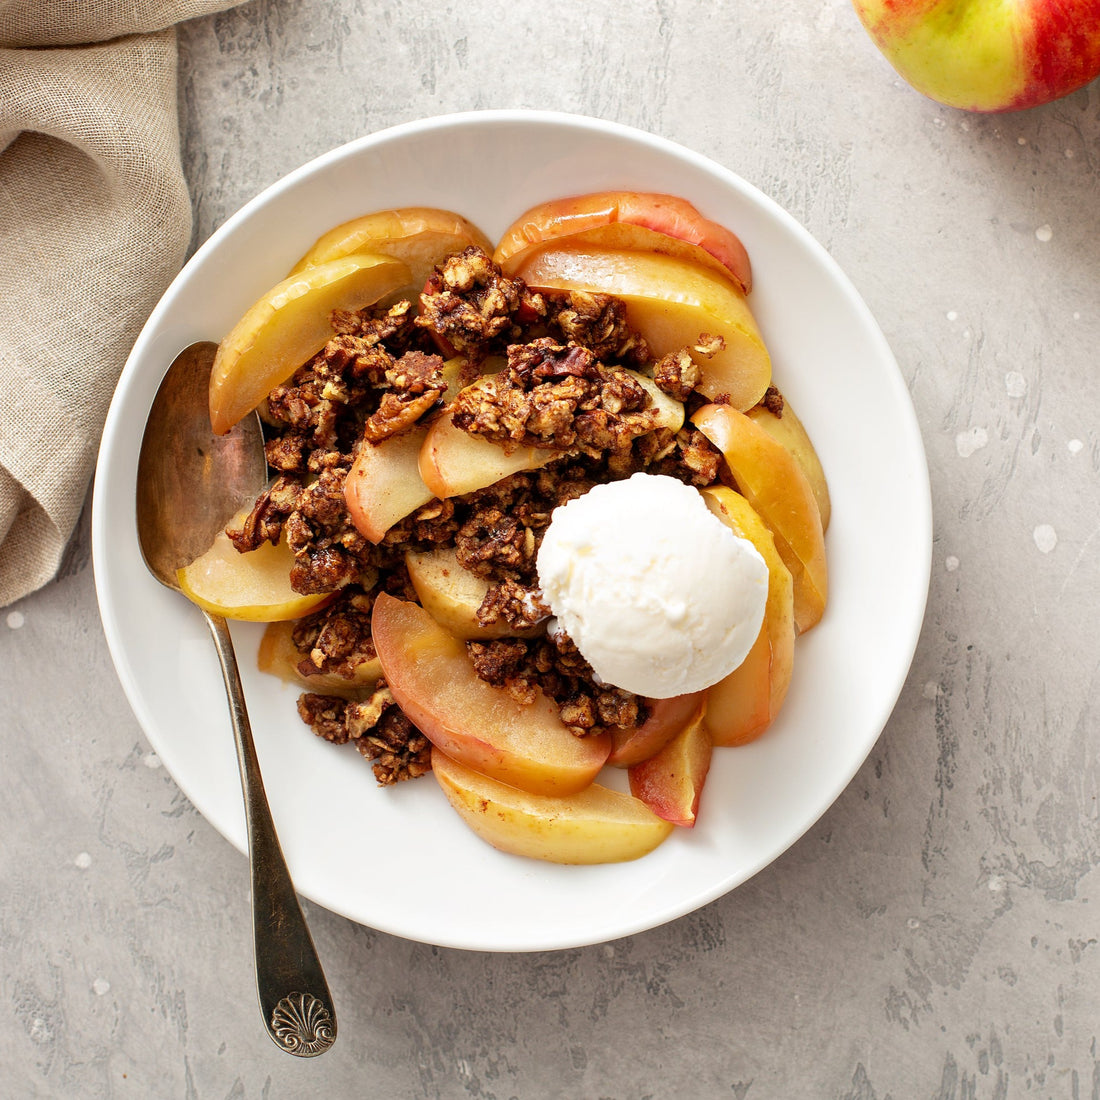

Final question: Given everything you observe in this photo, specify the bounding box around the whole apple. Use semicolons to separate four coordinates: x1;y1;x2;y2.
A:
851;0;1100;112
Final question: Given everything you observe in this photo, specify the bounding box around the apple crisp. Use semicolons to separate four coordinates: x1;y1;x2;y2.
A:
234;246;731;783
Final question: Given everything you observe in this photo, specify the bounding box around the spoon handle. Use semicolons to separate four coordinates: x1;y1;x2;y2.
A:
202;610;337;1057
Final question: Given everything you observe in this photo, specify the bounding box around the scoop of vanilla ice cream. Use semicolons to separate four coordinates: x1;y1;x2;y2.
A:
536;473;768;698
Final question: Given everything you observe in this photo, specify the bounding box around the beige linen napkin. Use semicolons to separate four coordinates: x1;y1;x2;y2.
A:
0;1;241;607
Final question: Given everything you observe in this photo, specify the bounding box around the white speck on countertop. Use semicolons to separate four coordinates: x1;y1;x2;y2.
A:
988;875;1006;892
1005;372;1027;398
6;611;24;629
923;681;940;699
1035;224;1053;243
1033;525;1057;554
143;753;161;769
946;310;958;322
956;428;988;458
945;555;960;572
92;978;111;996
907;918;920;929
1065;148;1075;158
1068;439;1083;455
74;852;91;869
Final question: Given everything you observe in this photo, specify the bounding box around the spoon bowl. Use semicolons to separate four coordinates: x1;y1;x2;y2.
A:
136;342;266;585
135;341;337;1057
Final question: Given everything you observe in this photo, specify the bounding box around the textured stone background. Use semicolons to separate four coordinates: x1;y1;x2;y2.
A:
4;1;1100;1096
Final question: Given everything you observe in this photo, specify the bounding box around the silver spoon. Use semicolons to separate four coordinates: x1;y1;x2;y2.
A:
135;341;336;1057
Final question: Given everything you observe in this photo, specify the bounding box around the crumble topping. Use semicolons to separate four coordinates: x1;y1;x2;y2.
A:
416;246;546;358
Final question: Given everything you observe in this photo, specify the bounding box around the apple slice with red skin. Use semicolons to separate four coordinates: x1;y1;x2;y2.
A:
431;749;673;864
495;191;752;294
628;709;712;828
699;485;796;745
511;245;771;411
371;594;610;796
344;424;435;543
498;222;748;295
693;404;826;633
607;691;706;768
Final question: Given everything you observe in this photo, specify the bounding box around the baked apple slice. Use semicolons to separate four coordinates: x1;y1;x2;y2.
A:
418;375;562;499
432;749;674;864
694;404;826;633
747;398;830;532
700;485;796;745
257;620;382;700
405;546;544;641
511;245;771;410
494;191;752;294
344;424;435;543
177;523;329;622
371;595;610;795
606;692;706;768
628;709;712;828
210;252;410;434
289;206;492;290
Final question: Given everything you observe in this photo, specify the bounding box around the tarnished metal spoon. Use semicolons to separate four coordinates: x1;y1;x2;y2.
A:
136;341;336;1057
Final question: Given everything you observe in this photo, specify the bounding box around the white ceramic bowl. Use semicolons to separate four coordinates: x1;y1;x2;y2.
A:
93;110;931;952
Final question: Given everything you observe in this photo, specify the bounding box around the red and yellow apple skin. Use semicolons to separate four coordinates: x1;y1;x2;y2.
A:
431;749;674;864
628;710;712;828
693;403;827;634
851;0;1100;112
512;245;771;411
495;191;752;294
371;594;611;796
700;486;796;746
607;692;706;768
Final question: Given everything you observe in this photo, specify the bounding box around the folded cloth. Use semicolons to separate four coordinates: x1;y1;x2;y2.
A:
0;1;242;607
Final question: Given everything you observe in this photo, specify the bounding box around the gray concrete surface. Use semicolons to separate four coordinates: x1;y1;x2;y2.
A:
4;0;1100;1096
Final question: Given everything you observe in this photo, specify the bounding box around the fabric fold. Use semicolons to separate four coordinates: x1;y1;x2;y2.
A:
0;2;243;606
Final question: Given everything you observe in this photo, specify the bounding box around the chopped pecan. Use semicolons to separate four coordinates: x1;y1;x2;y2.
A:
361;388;442;443
225;474;300;552
299;682;431;785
